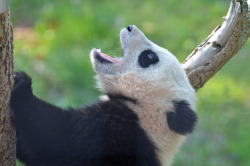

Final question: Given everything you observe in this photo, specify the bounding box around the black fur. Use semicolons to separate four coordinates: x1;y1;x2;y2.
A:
166;101;197;135
107;94;137;104
11;72;160;166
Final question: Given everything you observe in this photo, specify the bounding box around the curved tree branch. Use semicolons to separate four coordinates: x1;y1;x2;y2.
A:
182;0;250;91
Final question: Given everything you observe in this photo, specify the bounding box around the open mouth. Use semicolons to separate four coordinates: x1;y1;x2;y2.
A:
92;49;121;64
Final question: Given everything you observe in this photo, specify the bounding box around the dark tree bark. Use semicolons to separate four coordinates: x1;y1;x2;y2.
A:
0;9;15;166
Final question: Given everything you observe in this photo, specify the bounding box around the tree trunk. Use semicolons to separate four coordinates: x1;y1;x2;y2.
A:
0;9;15;166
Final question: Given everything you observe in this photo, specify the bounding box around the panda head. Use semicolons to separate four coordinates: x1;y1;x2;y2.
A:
90;25;195;109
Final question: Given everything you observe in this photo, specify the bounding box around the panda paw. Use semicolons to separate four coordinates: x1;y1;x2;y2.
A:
11;72;33;100
11;72;33;125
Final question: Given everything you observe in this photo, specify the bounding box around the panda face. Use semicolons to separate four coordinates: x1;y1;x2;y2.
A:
90;25;195;108
91;25;172;76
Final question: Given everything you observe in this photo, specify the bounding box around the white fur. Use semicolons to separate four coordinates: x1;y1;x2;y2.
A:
90;25;196;166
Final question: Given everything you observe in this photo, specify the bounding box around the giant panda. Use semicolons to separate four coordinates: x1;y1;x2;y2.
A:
11;25;197;166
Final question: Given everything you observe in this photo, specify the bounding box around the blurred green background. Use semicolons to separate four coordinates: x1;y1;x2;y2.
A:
11;0;250;166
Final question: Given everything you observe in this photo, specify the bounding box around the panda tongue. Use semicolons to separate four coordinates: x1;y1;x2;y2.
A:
98;49;121;63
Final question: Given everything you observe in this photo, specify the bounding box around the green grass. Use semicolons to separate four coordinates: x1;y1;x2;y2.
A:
11;0;250;165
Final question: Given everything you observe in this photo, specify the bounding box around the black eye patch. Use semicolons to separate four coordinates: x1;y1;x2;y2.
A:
138;50;159;68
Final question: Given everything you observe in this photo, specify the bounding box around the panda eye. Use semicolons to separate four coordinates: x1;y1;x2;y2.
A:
138;50;159;68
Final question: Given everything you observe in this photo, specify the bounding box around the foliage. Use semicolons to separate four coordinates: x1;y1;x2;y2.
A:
11;0;250;165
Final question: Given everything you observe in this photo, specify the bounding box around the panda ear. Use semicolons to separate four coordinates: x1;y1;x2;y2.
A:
166;100;197;135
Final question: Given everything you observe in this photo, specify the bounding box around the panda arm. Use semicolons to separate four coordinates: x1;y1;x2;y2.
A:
11;72;89;165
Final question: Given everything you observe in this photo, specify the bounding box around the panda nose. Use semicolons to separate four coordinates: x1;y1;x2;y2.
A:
126;25;133;32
